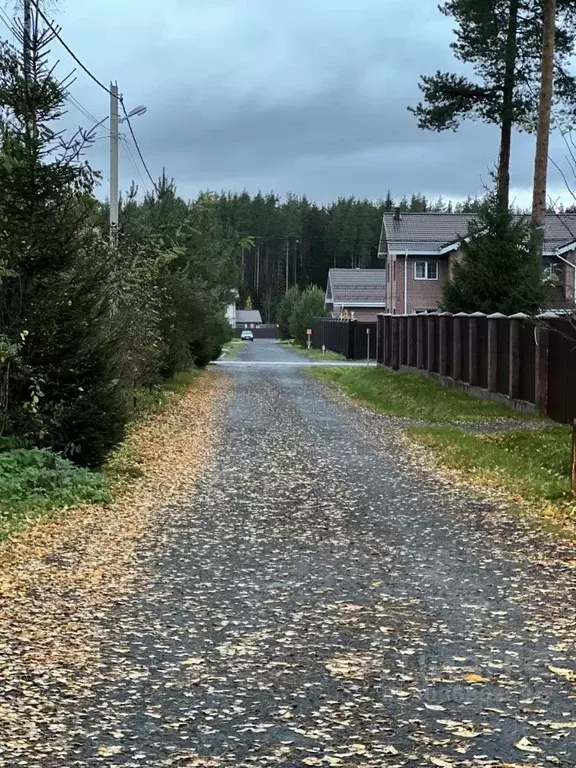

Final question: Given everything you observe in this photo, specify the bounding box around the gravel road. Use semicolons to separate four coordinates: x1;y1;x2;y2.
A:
38;341;576;767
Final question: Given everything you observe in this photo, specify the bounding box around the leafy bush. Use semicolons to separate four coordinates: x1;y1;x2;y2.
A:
0;448;110;537
190;312;233;368
289;286;327;346
277;287;300;340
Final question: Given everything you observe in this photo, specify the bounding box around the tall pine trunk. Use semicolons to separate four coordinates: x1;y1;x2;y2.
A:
497;0;520;212
532;0;557;258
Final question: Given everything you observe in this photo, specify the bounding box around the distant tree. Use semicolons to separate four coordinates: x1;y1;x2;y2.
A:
245;295;253;311
277;287;300;340
290;286;327;346
383;190;394;211
442;194;544;315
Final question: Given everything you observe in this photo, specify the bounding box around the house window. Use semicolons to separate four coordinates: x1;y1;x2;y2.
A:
414;261;438;280
414;308;440;315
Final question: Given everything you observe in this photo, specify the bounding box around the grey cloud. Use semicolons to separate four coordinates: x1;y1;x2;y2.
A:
52;0;573;204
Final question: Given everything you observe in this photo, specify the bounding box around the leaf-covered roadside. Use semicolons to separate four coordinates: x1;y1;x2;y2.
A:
0;371;227;766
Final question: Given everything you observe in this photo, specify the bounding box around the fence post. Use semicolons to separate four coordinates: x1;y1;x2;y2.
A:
452;313;466;382
348;320;356;360
406;316;414;366
398;315;405;367
468;312;485;387
508;312;527;400
426;316;435;372
386;315;392;366
487;312;505;392
534;318;550;414
376;314;383;364
391;316;400;370
438;312;452;376
416;315;424;369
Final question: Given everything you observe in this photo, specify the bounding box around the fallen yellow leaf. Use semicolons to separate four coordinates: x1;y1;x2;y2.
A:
464;673;489;684
548;665;575;682
514;736;542;753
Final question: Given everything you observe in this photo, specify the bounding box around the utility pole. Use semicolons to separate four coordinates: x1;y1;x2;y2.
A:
109;82;119;244
293;238;298;287
531;0;556;259
285;238;289;294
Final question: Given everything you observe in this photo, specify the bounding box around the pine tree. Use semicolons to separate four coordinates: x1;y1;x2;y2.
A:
442;195;544;315
410;0;576;209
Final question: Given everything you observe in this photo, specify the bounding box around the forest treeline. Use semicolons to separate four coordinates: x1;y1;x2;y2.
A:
211;191;484;322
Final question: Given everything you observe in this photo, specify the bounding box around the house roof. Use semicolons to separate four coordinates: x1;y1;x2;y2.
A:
236;310;263;323
326;268;386;305
379;212;576;257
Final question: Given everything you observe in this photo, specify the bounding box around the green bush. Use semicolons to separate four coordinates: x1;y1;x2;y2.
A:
190;312;233;368
289;286;327;346
277;286;300;340
0;448;111;537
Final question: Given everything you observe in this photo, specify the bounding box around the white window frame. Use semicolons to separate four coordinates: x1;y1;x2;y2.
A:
414;260;438;280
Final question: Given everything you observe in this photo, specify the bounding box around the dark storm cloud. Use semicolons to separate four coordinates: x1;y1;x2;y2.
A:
52;0;569;205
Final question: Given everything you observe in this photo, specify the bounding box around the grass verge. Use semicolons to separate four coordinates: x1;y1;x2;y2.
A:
310;366;529;423
289;343;346;362
0;449;110;541
220;339;245;360
0;370;201;540
133;370;200;419
408;426;572;504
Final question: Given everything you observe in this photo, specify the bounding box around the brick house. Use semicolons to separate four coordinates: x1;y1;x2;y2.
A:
377;210;576;314
325;268;387;321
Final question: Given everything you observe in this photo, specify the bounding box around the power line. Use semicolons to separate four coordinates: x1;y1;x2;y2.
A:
27;0;160;196
119;96;159;195
68;93;99;124
28;0;114;97
0;7;15;36
120;136;150;196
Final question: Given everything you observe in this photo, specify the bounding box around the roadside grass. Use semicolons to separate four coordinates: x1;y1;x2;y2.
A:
0;449;110;541
311;365;574;529
220;339;245;360
288;342;346;362
408;426;572;505
133;370;200;419
0;370;201;540
310;366;529;423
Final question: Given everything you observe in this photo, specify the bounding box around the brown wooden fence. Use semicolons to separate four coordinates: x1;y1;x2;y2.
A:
312;318;377;359
376;312;576;423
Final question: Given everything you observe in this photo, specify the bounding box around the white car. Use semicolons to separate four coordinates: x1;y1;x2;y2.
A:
240;330;254;341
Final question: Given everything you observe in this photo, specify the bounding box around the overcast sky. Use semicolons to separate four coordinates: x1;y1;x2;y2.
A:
28;0;576;206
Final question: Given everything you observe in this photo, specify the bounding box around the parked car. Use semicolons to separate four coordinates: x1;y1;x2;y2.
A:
240;330;254;342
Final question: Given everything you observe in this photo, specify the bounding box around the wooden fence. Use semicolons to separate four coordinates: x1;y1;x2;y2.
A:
235;324;278;339
312;318;377;360
376;312;576;423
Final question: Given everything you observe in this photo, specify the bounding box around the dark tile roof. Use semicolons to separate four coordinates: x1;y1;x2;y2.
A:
381;212;576;255
327;268;386;304
236;310;263;324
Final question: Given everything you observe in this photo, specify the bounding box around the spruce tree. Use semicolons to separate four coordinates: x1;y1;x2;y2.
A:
442;195;544;315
